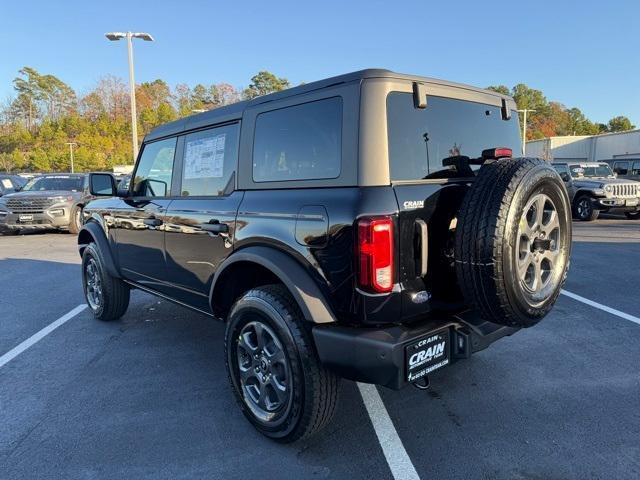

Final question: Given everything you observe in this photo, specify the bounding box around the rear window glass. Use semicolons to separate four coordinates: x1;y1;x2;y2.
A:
387;93;521;181
253;97;342;182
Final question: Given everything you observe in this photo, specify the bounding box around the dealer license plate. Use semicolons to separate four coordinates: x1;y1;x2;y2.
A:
19;214;33;222
626;199;638;207
405;328;450;382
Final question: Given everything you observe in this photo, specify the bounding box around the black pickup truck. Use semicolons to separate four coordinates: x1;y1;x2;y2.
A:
79;69;572;442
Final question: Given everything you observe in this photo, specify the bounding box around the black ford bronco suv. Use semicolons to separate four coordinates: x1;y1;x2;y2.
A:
79;69;572;442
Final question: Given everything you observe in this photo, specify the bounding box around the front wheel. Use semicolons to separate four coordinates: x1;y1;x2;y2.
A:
573;195;599;221
225;285;339;443
69;205;83;234
82;243;130;321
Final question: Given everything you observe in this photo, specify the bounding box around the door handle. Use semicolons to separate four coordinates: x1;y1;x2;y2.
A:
143;217;163;227
199;219;229;234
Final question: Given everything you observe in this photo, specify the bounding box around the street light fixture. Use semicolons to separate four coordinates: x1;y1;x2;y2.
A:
517;109;536;156
105;31;154;161
65;142;77;173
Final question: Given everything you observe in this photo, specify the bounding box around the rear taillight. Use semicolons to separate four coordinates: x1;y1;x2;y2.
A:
482;147;513;160
357;216;394;293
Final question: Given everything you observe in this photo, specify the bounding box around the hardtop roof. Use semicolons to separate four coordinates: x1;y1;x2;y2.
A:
145;69;513;142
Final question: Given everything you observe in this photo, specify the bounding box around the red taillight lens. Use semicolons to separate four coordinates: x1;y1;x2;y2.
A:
357;217;394;293
494;147;513;158
482;147;512;160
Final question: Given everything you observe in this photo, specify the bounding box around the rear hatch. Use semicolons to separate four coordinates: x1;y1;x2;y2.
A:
386;91;522;320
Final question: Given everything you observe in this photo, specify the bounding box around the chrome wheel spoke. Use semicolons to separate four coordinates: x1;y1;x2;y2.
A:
533;194;546;229
532;260;543;291
518;252;533;280
544;210;559;234
267;375;288;405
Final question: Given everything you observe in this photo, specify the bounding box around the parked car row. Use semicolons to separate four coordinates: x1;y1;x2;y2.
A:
0;173;130;235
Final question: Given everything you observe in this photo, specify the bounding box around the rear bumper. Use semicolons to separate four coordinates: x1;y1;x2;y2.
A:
312;311;518;390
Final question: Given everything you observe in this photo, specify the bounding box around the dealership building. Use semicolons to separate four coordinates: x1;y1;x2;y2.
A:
526;129;640;163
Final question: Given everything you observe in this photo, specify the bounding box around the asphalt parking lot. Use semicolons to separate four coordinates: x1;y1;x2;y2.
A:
1;218;639;480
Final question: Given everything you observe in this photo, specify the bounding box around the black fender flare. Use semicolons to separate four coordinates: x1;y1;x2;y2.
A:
77;221;120;278
210;246;337;324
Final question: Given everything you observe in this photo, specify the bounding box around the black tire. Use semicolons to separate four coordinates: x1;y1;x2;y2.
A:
81;243;130;321
69;205;82;234
225;284;339;443
455;158;572;328
573;195;599;221
625;211;640;220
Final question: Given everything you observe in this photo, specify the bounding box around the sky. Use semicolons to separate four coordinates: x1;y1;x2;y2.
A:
1;0;638;125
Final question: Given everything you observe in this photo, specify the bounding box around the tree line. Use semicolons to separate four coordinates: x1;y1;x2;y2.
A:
0;68;290;173
0;66;635;173
487;84;635;138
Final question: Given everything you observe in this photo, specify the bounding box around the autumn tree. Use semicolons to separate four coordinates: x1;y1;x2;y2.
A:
243;71;290;99
606;116;635;132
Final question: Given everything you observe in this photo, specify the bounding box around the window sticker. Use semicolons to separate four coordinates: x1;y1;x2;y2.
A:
1;179;13;189
184;134;226;179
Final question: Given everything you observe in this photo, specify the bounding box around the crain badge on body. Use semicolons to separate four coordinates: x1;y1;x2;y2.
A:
403;200;424;210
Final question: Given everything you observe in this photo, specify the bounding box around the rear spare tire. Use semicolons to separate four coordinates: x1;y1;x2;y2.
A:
455;158;571;328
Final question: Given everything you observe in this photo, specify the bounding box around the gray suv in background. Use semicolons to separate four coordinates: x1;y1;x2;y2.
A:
552;162;640;220
0;173;92;234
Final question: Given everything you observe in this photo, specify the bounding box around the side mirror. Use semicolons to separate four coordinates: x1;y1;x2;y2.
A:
145;178;168;197
89;173;117;196
559;172;570;182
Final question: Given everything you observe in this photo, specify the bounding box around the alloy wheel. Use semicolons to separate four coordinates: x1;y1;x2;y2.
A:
235;320;292;422
577;198;591;219
84;258;103;310
516;193;561;298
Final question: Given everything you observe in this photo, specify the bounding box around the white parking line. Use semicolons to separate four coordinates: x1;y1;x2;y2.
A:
357;382;420;480
561;289;640;326
0;304;87;369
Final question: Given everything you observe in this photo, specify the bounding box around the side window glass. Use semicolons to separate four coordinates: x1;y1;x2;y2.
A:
253;97;342;182
553;164;570;180
132;138;177;197
632;161;640;175
614;162;629;175
181;123;239;196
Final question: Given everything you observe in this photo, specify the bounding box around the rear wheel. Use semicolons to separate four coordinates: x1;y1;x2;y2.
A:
573;195;599;221
455;158;572;328
625;211;640;220
225;285;339;442
82;243;130;321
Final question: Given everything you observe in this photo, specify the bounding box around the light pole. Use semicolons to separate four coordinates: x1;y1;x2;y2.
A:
517;109;536;156
65;142;77;173
105;31;154;161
